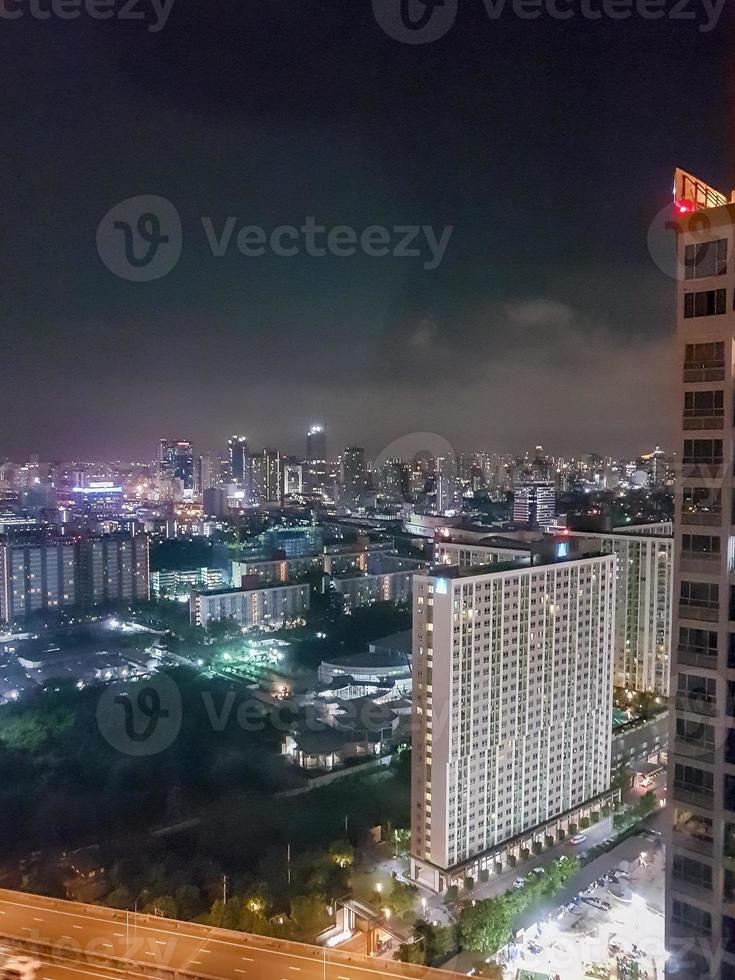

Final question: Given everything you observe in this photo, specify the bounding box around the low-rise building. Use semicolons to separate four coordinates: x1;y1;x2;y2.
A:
190;581;310;630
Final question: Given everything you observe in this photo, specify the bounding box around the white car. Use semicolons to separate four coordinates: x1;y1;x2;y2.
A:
570;834;587;845
512;877;526;889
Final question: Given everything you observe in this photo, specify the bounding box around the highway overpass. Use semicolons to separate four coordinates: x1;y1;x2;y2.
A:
0;888;467;980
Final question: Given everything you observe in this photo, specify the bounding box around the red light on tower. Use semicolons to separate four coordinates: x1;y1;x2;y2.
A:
674;198;696;215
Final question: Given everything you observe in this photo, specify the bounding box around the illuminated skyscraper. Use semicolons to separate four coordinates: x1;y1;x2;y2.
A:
513;479;556;528
306;423;326;462
410;552;616;893
159;439;194;491
666;169;735;979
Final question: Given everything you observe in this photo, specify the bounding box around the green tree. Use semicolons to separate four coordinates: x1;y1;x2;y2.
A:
388;881;417;917
143;895;177;918
106;886;133;910
290;894;330;941
328;840;354;869
459;897;513;954
175;884;202;920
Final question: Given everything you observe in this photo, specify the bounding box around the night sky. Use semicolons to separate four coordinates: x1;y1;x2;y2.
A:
1;0;733;460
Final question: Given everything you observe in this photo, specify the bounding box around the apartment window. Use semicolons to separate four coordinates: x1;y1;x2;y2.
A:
672;854;712;891
682;534;721;556
676;673;716;714
682;486;721;515
680;580;719;609
684;390;724;419
672;899;712;935
685;238;728;280
682;440;723;465
674;763;713;799
676;717;715;751
684;288;727;318
679;627;718;658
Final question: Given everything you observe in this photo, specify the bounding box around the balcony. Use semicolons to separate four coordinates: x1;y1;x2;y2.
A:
680;510;723;527
672;739;716;765
677;648;719;670
683;366;726;383
681;464;723;480
672;828;714;857
672;786;714;810
679;603;719;623
680;553;723;575
683;417;725;431
675;695;718;718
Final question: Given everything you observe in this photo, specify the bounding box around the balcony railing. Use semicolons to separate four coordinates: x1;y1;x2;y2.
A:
679;510;722;527
672;786;714;809
679;604;719;623
677;648;719;669
683;417;725;431
675;696;718;717
683;367;726;383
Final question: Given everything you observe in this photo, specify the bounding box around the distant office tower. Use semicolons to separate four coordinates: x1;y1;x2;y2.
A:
513;480;556;528
306;423;327;462
159;439;194;490
341;447;367;508
666;169;735;979
228;435;249;486
70;482;124;523
78;532;149;607
20;483;57;516
410;553;616;892
283;463;304;496
435;455;459;513
198;454;214;494
0;533;77;622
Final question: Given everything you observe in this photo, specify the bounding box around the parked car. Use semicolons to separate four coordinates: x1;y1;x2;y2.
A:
570;834;587;845
513;877;526;890
530;867;545;876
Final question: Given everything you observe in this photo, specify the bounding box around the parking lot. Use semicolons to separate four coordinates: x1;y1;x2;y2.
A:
498;830;665;979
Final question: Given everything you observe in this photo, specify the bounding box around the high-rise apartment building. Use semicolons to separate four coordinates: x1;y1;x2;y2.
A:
513;480;556;528
0;533;77;622
228;435;249;487
410;551;616;893
0;530;149;622
77;532;150;607
666;169;735;979
341;447;367;508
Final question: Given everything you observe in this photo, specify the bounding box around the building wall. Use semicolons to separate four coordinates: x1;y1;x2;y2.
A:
666;185;735;978
410;554;615;889
0;538;77;622
191;583;310;629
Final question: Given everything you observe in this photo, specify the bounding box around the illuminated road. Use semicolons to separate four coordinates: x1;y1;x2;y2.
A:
0;889;463;980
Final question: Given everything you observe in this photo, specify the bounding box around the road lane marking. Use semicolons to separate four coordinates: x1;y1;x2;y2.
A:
242;957;254;962
289;968;301;972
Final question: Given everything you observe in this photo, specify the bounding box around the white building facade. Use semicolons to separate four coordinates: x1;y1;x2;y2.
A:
410;554;615;892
